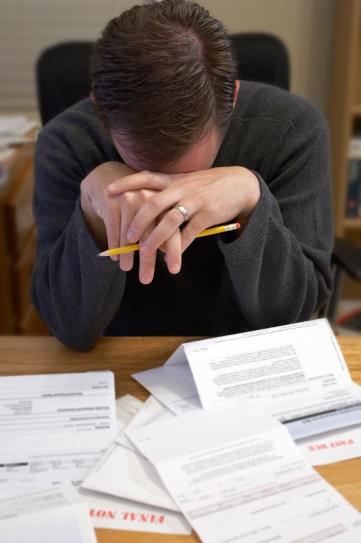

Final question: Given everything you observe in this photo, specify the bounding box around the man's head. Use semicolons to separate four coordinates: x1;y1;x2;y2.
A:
91;0;237;172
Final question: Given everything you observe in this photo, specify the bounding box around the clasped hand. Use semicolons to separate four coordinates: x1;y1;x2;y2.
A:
81;162;260;284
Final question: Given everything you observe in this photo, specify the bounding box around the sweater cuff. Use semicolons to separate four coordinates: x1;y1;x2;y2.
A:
217;173;282;260
72;197;120;279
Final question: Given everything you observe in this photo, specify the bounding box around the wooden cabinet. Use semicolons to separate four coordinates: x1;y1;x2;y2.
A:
328;0;361;297
0;139;48;334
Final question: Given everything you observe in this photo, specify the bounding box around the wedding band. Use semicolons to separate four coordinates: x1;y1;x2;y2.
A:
174;204;189;223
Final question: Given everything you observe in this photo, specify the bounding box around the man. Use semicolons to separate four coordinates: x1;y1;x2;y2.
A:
32;0;333;351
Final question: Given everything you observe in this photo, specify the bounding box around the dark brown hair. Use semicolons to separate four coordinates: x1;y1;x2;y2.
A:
91;0;236;169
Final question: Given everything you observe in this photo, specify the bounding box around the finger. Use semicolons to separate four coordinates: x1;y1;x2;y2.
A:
107;170;170;195
139;224;157;285
140;205;192;256
103;210;121;262
127;187;190;243
181;215;209;253
164;229;182;275
118;200;134;272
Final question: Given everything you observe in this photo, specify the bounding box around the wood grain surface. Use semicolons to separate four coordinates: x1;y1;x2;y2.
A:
0;335;360;542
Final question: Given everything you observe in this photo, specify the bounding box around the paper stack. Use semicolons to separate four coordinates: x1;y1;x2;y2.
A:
82;319;361;542
2;319;361;542
0;372;191;538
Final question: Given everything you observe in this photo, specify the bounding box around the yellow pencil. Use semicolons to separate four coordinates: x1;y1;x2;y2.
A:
97;222;240;257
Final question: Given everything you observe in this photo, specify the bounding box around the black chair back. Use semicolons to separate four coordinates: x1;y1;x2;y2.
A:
230;33;290;91
36;41;93;125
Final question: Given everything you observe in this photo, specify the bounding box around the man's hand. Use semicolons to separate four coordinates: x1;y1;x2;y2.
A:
80;162;182;283
107;167;261;255
80;161;135;253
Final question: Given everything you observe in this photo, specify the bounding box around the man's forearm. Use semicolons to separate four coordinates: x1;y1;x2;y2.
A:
32;199;126;351
219;176;332;329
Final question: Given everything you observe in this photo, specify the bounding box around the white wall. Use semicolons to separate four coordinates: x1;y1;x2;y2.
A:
0;0;335;114
203;0;335;114
0;0;135;111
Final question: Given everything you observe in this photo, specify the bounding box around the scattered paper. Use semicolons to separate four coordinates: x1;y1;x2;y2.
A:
133;319;361;439
116;394;175;450
81;488;191;535
83;396;178;511
298;425;361;465
0;484;97;543
116;394;144;434
128;402;361;543
0;372;116;493
81;395;191;534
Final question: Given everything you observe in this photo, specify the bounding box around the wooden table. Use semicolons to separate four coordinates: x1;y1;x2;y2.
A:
1;335;361;542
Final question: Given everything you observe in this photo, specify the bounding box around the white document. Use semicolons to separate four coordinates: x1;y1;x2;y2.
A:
83;396;178;511
266;381;361;439
116;394;144;434
116;394;175;451
133;319;361;439
81;488;191;534
128;402;361;543
0;372;116;493
298;425;361;465
82;395;192;534
0;484;97;543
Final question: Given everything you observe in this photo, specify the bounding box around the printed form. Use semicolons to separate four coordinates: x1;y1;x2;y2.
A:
298;425;361;466
83;395;178;511
81;487;191;534
133;319;361;439
0;484;97;543
0;377;191;536
128;402;361;543
82;395;191;535
0;371;116;493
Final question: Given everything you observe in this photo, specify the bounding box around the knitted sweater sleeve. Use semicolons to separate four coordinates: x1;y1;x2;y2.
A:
217;114;333;329
31;130;126;351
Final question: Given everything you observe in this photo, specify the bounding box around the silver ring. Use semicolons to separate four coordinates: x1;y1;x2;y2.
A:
174;204;189;223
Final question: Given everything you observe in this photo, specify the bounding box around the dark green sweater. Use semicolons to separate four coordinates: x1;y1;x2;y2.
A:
32;81;333;351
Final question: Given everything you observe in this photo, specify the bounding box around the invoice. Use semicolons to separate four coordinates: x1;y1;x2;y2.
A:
128;402;361;543
83;395;178;511
0;371;116;493
0;484;97;543
133;319;361;439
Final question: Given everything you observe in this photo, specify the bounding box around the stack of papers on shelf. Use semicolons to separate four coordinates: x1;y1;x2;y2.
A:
0;114;38;186
0;115;37;150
